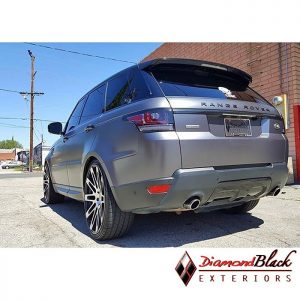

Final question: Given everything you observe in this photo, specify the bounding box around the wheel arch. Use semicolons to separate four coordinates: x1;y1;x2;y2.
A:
43;160;60;195
82;152;121;209
82;153;113;187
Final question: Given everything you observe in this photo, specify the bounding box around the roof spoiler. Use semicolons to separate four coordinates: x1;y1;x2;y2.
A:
140;58;252;85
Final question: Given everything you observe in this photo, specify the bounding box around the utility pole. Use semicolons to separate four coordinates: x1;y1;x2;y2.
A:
28;50;35;173
25;50;44;172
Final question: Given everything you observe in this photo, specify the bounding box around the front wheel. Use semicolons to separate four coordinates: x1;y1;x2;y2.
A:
83;160;134;240
224;199;260;214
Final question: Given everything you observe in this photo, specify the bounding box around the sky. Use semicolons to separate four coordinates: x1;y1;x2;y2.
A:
0;43;161;149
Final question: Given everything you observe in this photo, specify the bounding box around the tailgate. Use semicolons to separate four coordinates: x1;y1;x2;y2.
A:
142;58;288;168
170;97;287;168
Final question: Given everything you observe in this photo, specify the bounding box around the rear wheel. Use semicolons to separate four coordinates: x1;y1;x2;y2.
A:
224;199;260;214
43;164;64;204
83;159;134;240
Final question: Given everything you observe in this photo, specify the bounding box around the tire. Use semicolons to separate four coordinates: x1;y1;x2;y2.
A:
83;159;134;240
43;164;64;204
224;199;260;214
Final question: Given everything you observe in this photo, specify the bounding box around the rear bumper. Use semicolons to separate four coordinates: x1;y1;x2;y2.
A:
112;162;288;214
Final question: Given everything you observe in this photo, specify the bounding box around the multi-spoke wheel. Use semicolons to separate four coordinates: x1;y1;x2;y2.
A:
84;163;105;234
43;170;50;197
43;164;64;204
84;159;134;240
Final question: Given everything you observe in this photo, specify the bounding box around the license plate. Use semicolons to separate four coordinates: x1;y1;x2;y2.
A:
224;118;252;137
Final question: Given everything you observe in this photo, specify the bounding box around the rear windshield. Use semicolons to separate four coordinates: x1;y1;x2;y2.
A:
150;66;266;103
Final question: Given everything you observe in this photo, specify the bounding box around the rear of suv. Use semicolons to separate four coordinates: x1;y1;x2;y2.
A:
45;58;288;240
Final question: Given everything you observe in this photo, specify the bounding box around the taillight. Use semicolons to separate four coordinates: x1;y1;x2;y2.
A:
125;108;174;132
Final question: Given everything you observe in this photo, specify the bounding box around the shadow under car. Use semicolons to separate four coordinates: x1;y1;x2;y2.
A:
40;197;264;248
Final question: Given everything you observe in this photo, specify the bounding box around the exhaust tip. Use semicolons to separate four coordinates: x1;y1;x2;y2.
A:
183;197;201;210
273;187;281;196
268;187;281;196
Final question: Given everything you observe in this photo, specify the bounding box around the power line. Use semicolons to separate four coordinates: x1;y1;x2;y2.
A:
0;88;23;94
0;116;66;123
0;87;44;96
25;42;137;65
0;122;29;128
0;116;28;121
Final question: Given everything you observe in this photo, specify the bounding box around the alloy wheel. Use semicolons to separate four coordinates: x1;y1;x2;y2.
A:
84;164;105;234
43;167;50;201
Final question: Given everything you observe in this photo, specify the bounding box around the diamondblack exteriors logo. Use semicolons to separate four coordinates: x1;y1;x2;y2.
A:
175;251;197;286
175;249;297;286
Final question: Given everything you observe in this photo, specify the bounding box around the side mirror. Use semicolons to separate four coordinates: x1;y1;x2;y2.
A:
48;122;63;135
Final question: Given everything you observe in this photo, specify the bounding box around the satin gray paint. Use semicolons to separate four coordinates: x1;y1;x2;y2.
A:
113;162;288;213
46;86;288;213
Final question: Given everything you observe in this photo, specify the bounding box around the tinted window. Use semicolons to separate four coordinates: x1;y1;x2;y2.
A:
150;66;267;103
106;73;130;111
65;98;86;133
158;82;264;102
80;84;106;124
127;69;150;102
105;70;151;111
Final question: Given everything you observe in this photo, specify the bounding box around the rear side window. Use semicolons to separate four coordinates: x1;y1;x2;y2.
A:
106;73;130;111
127;69;150;102
65;97;86;133
80;84;106;124
150;66;266;103
105;69;151;112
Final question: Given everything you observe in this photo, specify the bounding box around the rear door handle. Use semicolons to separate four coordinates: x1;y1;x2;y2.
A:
84;125;95;132
63;136;69;142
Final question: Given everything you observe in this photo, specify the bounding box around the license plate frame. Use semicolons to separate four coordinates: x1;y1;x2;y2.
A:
224;118;252;137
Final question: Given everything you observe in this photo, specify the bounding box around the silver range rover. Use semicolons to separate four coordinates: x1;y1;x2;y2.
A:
44;58;288;240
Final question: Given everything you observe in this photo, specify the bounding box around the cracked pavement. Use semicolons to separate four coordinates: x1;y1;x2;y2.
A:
0;173;299;247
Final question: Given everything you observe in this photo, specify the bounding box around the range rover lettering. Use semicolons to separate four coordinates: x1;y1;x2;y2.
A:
44;58;288;240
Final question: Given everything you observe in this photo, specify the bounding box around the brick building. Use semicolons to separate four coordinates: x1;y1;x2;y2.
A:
143;43;300;182
0;149;16;161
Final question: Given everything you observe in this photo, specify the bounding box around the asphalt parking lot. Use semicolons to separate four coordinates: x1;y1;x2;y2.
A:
0;170;299;248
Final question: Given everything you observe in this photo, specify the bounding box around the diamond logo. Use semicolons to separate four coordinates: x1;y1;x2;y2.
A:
175;251;197;286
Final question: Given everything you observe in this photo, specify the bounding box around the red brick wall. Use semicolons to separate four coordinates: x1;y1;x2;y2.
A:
0;152;15;161
143;43;300;180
